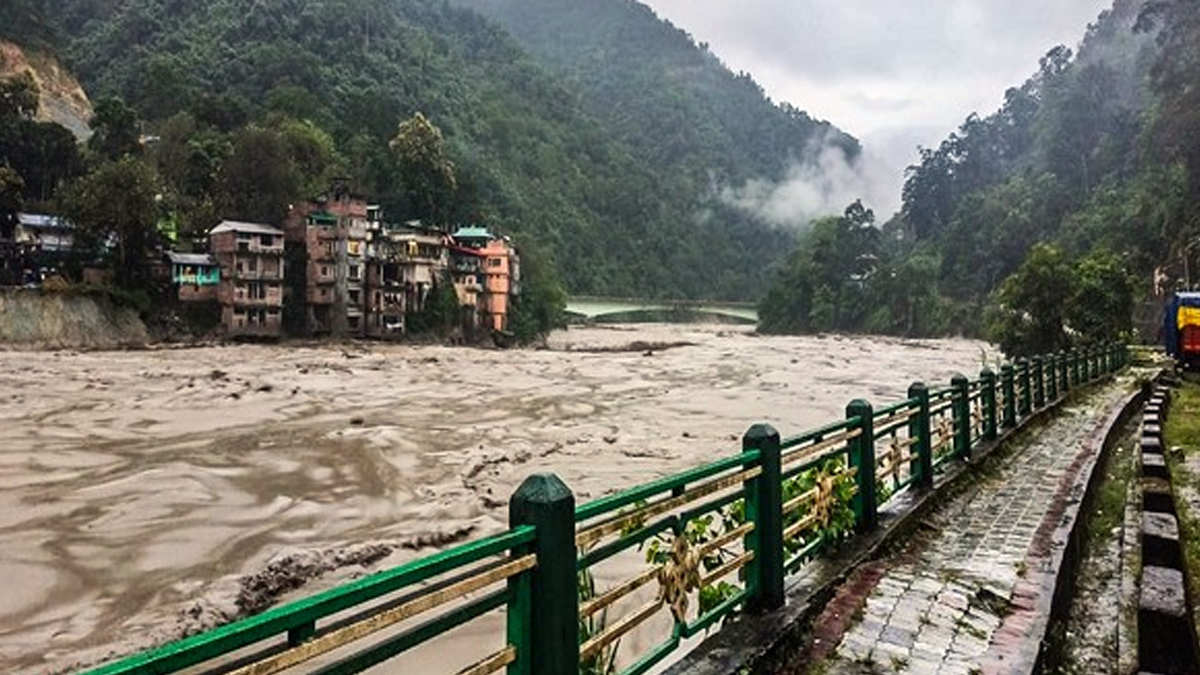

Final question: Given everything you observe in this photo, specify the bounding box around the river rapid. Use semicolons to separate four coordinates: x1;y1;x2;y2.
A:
0;324;996;673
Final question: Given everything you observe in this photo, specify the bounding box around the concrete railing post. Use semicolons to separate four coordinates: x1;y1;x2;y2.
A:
951;374;971;460
1001;363;1016;428
1018;358;1032;417
743;424;784;612
847;399;876;532
509;474;578;675
1046;354;1058;401
1033;357;1046;409
908;382;933;489
981;368;997;441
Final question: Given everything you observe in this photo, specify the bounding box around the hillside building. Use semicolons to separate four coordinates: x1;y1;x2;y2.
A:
209;220;285;338
165;251;220;302
284;189;371;337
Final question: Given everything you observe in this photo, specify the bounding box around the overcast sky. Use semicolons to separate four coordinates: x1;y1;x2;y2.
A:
639;0;1115;218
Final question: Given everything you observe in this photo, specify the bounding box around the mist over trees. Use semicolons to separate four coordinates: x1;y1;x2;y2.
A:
760;0;1193;353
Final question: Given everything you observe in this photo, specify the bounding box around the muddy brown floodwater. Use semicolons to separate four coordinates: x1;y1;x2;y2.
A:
0;324;996;674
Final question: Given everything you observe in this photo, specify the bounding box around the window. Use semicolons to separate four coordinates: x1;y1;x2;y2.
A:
260;235;274;247
348;241;361;255
349;265;361;280
349;290;361;304
489;258;503;268
321;265;330;278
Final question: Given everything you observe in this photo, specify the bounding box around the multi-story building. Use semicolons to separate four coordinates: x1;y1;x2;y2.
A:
363;221;449;337
284;188;370;337
209;221;285;338
451;226;520;333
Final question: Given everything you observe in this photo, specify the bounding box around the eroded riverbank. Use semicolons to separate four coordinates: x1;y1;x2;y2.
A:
0;324;995;673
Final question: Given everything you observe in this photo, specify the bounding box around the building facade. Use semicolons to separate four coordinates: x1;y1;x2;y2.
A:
209;221;285;338
166;251;220;302
284;190;371;337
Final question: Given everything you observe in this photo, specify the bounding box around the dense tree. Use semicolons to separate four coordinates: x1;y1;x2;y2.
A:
1068;249;1134;343
758;201;880;334
0;71;38;124
87;96;142;161
37;0;836;301
217;126;301;225
390;112;458;225
1;69;84;204
507;241;566;343
986;244;1075;357
61;157;163;288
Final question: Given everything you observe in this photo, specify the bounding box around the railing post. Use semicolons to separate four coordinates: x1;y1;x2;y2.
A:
847;399;876;533
1001;363;1016;428
1033;357;1045;409
908;382;933;489
509;474;577;675
1090;347;1098;379
1072;348;1081;387
951;374;971;460
1046;354;1058;401
1018;358;1032;416
1059;351;1070;394
981;368;997;441
743;424;784;613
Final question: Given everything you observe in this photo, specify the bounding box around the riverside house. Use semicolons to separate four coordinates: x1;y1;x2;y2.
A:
165;251;220;302
209;221;285;339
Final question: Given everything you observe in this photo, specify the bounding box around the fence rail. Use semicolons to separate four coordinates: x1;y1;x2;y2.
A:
78;343;1130;675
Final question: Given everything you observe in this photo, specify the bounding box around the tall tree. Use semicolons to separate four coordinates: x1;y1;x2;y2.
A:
389;112;458;225
61;157;163;288
217;126;301;224
88;96;142;161
987;244;1076;357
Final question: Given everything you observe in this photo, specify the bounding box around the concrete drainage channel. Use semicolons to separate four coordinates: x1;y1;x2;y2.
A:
1135;382;1200;675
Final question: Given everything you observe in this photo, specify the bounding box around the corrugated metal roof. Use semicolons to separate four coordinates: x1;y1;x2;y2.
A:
166;252;217;266
210;220;284;236
16;213;71;229
452;226;493;240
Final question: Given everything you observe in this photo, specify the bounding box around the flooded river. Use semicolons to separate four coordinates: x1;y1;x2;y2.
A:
0;324;995;673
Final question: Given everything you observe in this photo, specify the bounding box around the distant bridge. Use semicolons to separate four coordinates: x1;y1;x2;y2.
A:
564;296;758;323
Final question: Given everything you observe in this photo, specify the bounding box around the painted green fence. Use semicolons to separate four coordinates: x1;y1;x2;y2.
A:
77;343;1129;675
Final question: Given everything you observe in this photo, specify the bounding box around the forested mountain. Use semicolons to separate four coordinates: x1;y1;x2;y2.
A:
0;0;857;301
451;0;859;190
760;0;1199;354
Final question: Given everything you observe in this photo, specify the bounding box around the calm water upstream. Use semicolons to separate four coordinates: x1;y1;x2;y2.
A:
0;324;995;673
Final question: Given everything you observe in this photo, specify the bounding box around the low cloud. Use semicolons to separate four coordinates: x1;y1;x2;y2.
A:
718;138;901;230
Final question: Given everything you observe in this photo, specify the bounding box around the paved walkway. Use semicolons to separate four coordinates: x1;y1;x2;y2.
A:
800;379;1136;675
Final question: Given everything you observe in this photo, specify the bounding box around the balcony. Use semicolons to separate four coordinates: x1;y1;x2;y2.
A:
231;268;283;281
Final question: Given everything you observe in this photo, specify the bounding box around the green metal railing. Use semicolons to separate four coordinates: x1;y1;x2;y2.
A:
77;343;1129;675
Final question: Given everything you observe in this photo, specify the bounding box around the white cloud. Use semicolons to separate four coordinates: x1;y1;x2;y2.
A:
719;135;900;229
641;0;1116;216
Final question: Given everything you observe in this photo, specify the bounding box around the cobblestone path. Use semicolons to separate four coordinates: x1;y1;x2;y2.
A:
805;379;1136;675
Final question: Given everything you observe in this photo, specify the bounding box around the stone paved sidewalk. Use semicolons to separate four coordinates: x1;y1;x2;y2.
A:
805;379;1137;675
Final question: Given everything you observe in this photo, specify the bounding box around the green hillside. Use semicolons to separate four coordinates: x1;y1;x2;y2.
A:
15;0;856;301
759;0;1199;353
